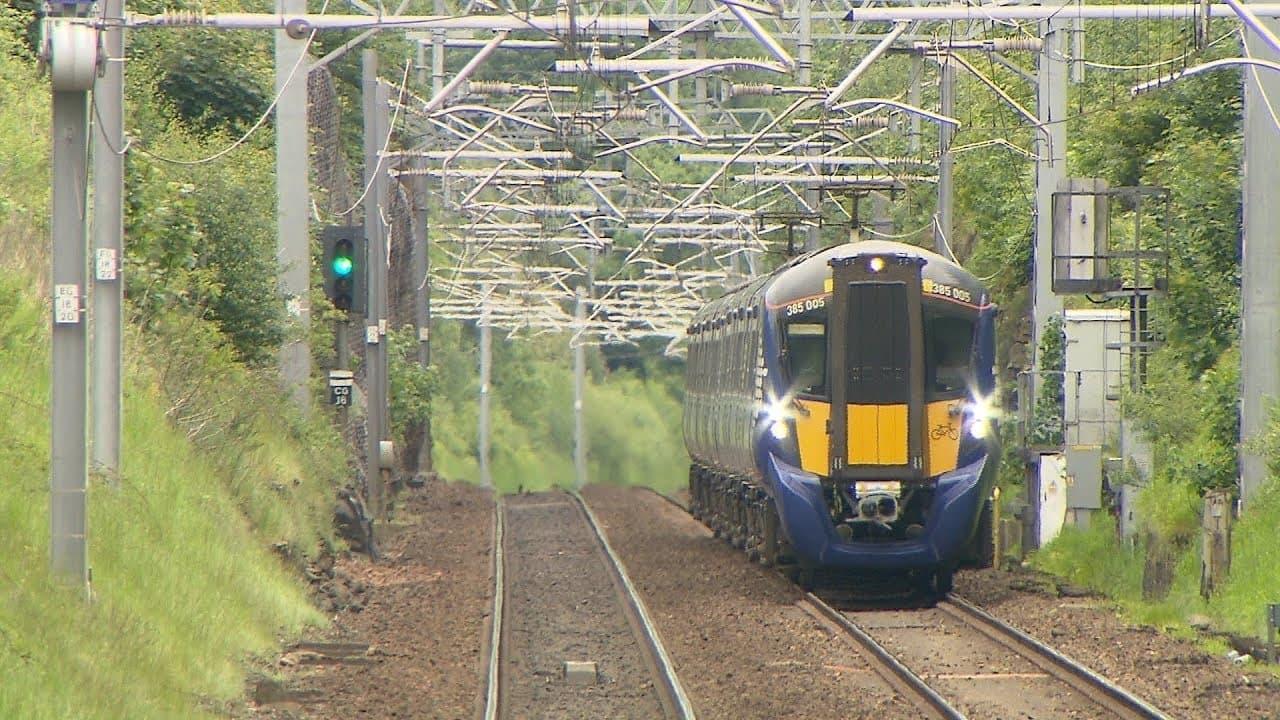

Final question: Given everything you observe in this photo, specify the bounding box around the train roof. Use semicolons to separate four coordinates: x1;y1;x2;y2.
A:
764;240;990;311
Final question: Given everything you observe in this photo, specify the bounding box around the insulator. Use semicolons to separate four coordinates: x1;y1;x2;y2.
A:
467;81;516;95
605;106;648;122
162;9;205;25
728;83;779;97
845;117;891;130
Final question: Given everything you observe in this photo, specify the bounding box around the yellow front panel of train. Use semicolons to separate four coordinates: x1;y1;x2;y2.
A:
794;399;829;475
848;404;877;464
794;400;913;474
873;404;908;465
925;400;962;476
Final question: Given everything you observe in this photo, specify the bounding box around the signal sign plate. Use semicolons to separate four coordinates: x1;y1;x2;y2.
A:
54;284;80;324
329;370;354;407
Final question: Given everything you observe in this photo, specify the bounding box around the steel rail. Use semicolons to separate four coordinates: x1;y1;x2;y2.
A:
643;487;1164;719
570;491;698;720
799;593;967;720
939;595;1171;720
644;486;959;719
482;498;506;720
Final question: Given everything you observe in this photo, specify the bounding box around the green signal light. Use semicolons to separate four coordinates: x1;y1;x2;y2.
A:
332;256;354;277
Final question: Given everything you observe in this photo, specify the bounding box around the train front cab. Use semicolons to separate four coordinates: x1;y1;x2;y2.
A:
764;251;999;590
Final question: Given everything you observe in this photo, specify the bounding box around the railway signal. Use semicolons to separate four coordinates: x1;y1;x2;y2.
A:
322;225;367;314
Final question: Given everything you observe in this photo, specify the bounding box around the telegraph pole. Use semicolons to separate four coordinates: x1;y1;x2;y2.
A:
92;0;124;484
363;50;390;518
47;14;97;593
276;0;311;412
1240;6;1280;509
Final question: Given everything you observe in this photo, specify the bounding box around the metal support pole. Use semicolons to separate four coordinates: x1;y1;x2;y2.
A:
909;53;922;154
335;320;349;426
276;0;311;412
431;0;445;96
694;28;708;117
798;0;820;252
363;50;390;518
1240;7;1280;509
935;54;955;256
411;157;433;472
1032;21;1067;378
415;39;426;87
92;0;124;484
574;287;587;489
478;293;492;489
51;87;91;590
412;158;430;368
667;40;682;131
1024;20;1069;552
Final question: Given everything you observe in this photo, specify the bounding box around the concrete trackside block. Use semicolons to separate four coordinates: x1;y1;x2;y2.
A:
563;660;598;685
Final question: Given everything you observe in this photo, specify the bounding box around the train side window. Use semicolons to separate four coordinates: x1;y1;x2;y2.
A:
785;320;826;397
925;312;975;396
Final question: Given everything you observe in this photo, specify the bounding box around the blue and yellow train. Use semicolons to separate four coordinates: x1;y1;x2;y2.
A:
683;240;999;592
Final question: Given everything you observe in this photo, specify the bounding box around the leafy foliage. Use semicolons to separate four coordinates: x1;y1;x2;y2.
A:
1028;314;1066;446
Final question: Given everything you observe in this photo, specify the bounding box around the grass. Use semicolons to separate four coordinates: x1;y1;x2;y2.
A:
0;275;343;718
0;34;344;714
1033;479;1280;648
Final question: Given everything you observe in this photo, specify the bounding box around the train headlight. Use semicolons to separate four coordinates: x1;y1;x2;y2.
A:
764;398;792;440
869;257;886;273
968;394;999;438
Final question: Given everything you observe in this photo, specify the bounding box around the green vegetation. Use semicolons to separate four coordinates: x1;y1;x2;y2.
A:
953;24;1280;643
0;9;343;717
392;323;689;495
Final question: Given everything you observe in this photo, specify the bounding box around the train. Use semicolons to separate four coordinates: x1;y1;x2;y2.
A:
682;240;999;593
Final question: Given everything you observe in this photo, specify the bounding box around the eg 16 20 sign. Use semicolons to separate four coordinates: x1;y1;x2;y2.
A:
329;370;354;407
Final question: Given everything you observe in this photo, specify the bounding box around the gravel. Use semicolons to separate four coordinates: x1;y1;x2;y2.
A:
956;568;1280;719
499;493;667;719
248;478;495;719
583;484;918;720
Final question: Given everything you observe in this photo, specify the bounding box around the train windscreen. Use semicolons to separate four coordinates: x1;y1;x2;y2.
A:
784;320;826;396
925;312;975;398
844;282;911;404
784;292;976;403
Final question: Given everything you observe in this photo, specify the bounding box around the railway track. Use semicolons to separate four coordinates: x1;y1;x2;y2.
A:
649;486;1169;719
481;490;695;720
806;587;1170;719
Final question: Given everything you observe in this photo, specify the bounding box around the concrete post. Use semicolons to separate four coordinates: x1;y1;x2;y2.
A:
51;87;91;590
276;0;311;412
1200;488;1233;599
